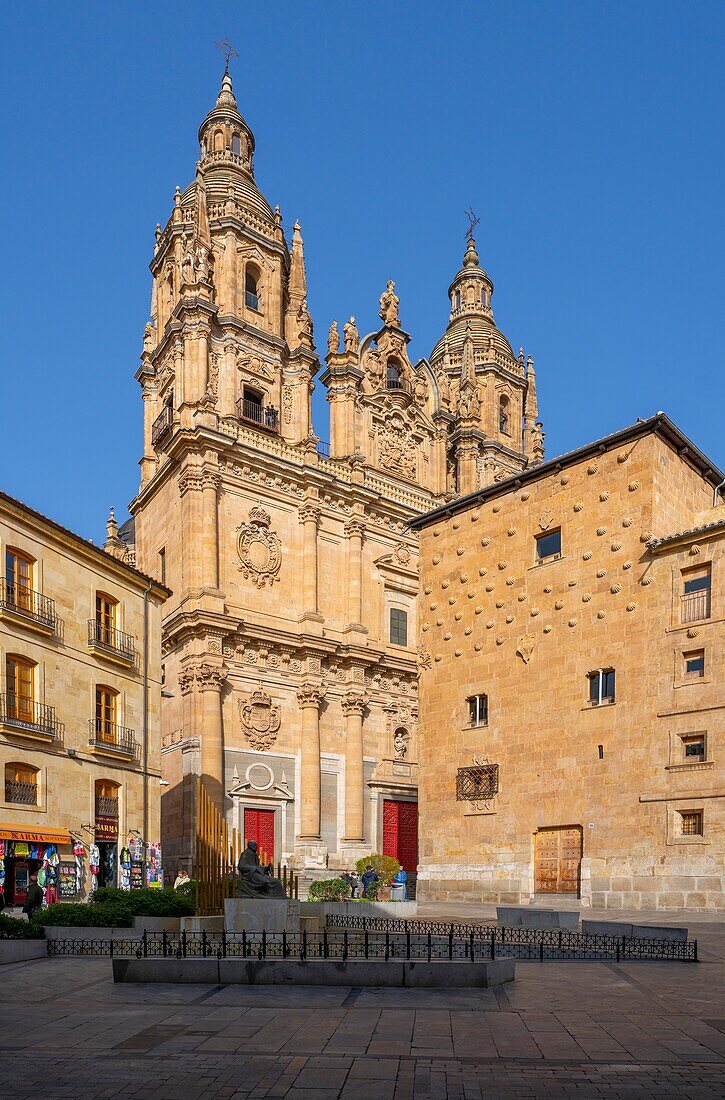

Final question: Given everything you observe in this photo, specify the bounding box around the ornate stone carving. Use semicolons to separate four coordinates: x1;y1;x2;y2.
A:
299;504;321;527
417;645;432;670
377;414;416;479
538;511;554;530
236;506;282;588
296;684;325;708
344;518;366;540
379;280;400;325
343;316;359;354
516;634;535;663
239;687;281;750
179;470;204;496
178;669;195;695
327;319;340;354
196;664;227;692
341;692;369;716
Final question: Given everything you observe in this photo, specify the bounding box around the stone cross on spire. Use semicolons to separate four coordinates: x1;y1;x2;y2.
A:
215;39;239;75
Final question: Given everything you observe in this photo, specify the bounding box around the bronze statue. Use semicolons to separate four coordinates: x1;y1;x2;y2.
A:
236;839;287;898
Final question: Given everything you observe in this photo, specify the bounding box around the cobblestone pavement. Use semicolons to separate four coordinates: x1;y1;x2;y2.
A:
1;908;723;1098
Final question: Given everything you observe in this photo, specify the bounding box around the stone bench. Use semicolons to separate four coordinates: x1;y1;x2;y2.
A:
113;955;515;988
582;920;688;941
497;906;580;930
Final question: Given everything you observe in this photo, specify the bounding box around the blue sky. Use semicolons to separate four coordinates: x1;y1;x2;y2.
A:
2;2;723;540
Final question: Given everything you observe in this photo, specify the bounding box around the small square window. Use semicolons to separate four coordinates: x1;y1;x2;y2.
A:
389;608;408;647
535;529;561;561
679;810;703;836
588;669;615;705
468;694;488;727
682;736;705;760
684;650;705;677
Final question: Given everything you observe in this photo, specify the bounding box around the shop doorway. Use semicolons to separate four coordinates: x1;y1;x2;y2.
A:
382;800;418;873
8;858;39;907
243;807;275;865
534;825;583;894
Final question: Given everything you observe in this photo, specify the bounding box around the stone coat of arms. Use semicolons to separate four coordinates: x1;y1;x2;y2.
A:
239;687;281;751
236;506;282;588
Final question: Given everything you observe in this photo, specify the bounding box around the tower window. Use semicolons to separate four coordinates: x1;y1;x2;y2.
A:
588;669;616;706
245;268;260;311
684;650;705;677
499;396;510;434
386;359;403;389
232;133;241;156
213;129;224;152
681;565;711;623
389;608;408;646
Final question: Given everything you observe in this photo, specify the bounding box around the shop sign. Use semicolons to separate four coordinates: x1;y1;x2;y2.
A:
0;825;71;844
95;816;118;841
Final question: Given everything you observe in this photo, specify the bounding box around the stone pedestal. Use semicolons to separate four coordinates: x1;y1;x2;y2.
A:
224;898;301;933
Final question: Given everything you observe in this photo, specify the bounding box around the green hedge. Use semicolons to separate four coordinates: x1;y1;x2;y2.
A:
92;888;194;917
39;901;135;927
307;878;351;902
0;914;46;940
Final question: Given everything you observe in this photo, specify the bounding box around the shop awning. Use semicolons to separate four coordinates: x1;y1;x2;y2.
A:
0;825;72;844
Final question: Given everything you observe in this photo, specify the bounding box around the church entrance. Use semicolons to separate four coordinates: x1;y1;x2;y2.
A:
534;825;582;894
382;799;418;873
243;808;275;865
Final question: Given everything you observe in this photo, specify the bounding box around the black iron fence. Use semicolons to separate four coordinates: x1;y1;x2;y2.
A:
47;923;697;963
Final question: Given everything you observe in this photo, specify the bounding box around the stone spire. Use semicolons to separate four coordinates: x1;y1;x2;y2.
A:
523;355;544;464
285;221;312;350
457;322;480;423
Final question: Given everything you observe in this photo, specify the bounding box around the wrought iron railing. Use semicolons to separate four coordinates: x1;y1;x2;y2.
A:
0;579;56;630
0;694;60;738
4;779;38;805
88;719;138;757
236;398;278;431
385;376;409;392
151;405;174;447
87;619;136;663
95;796;119;819
681;589;711;624
46;924;697;963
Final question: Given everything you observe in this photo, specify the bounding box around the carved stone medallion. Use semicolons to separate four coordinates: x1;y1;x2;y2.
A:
236;506;282;588
239;687;281;751
516;634;535;664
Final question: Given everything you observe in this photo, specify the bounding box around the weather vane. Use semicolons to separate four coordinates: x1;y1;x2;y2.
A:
464;207;480;240
216;39;239;74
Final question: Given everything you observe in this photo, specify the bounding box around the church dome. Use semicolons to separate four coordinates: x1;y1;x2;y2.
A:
430;238;515;369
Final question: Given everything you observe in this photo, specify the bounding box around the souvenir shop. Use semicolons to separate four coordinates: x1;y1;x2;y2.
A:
0;826;74;907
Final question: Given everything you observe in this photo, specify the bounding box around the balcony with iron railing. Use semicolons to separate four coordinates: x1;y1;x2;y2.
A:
0;579;57;634
88;719;138;758
0;694;61;741
681;588;711;624
4;779;38;806
95;796;119;819
151;405;174;447
87;619;137;666
236;398;279;433
385;375;410;393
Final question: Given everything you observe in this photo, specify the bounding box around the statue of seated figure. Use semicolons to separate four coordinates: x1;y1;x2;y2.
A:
236;840;287;898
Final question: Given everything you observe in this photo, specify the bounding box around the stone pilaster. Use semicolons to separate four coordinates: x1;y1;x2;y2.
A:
299;503;322;623
344;519;366;629
196;663;227;813
296;683;326;855
341;692;369;843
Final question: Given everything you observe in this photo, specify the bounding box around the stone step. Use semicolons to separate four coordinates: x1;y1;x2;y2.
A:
531;894;581;910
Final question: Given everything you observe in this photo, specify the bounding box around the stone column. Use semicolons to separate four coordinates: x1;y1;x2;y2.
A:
197;663;227;813
455;439;480;496
140;386;158;484
201;470;221;590
342;692;368;842
296;684;325;840
345;519;366;627
179;470;203;593
299;504;321;615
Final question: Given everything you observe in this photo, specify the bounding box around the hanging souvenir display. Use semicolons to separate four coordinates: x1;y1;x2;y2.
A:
72;840;86;897
119;844;131;891
89;843;100;892
146;842;163;888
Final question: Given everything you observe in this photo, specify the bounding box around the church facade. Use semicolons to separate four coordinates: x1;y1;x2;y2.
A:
124;70;543;879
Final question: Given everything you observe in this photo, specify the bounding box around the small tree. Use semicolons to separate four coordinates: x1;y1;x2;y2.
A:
354;854;400;884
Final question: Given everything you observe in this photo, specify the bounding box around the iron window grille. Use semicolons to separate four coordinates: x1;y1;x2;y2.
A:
456;763;499;802
680;811;703;836
4;778;38;805
151;405;174;447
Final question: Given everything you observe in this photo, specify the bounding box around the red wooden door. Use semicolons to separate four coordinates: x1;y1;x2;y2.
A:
383;800;418;872
244;808;275;864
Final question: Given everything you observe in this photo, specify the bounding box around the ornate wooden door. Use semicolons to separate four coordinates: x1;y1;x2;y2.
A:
243;808;275;864
534;825;582;893
383;800;418;872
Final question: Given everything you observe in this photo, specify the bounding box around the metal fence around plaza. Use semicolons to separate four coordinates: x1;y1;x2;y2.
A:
46;923;697;963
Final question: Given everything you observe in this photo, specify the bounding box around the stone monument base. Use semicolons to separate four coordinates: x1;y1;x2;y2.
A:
224;898;300;933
